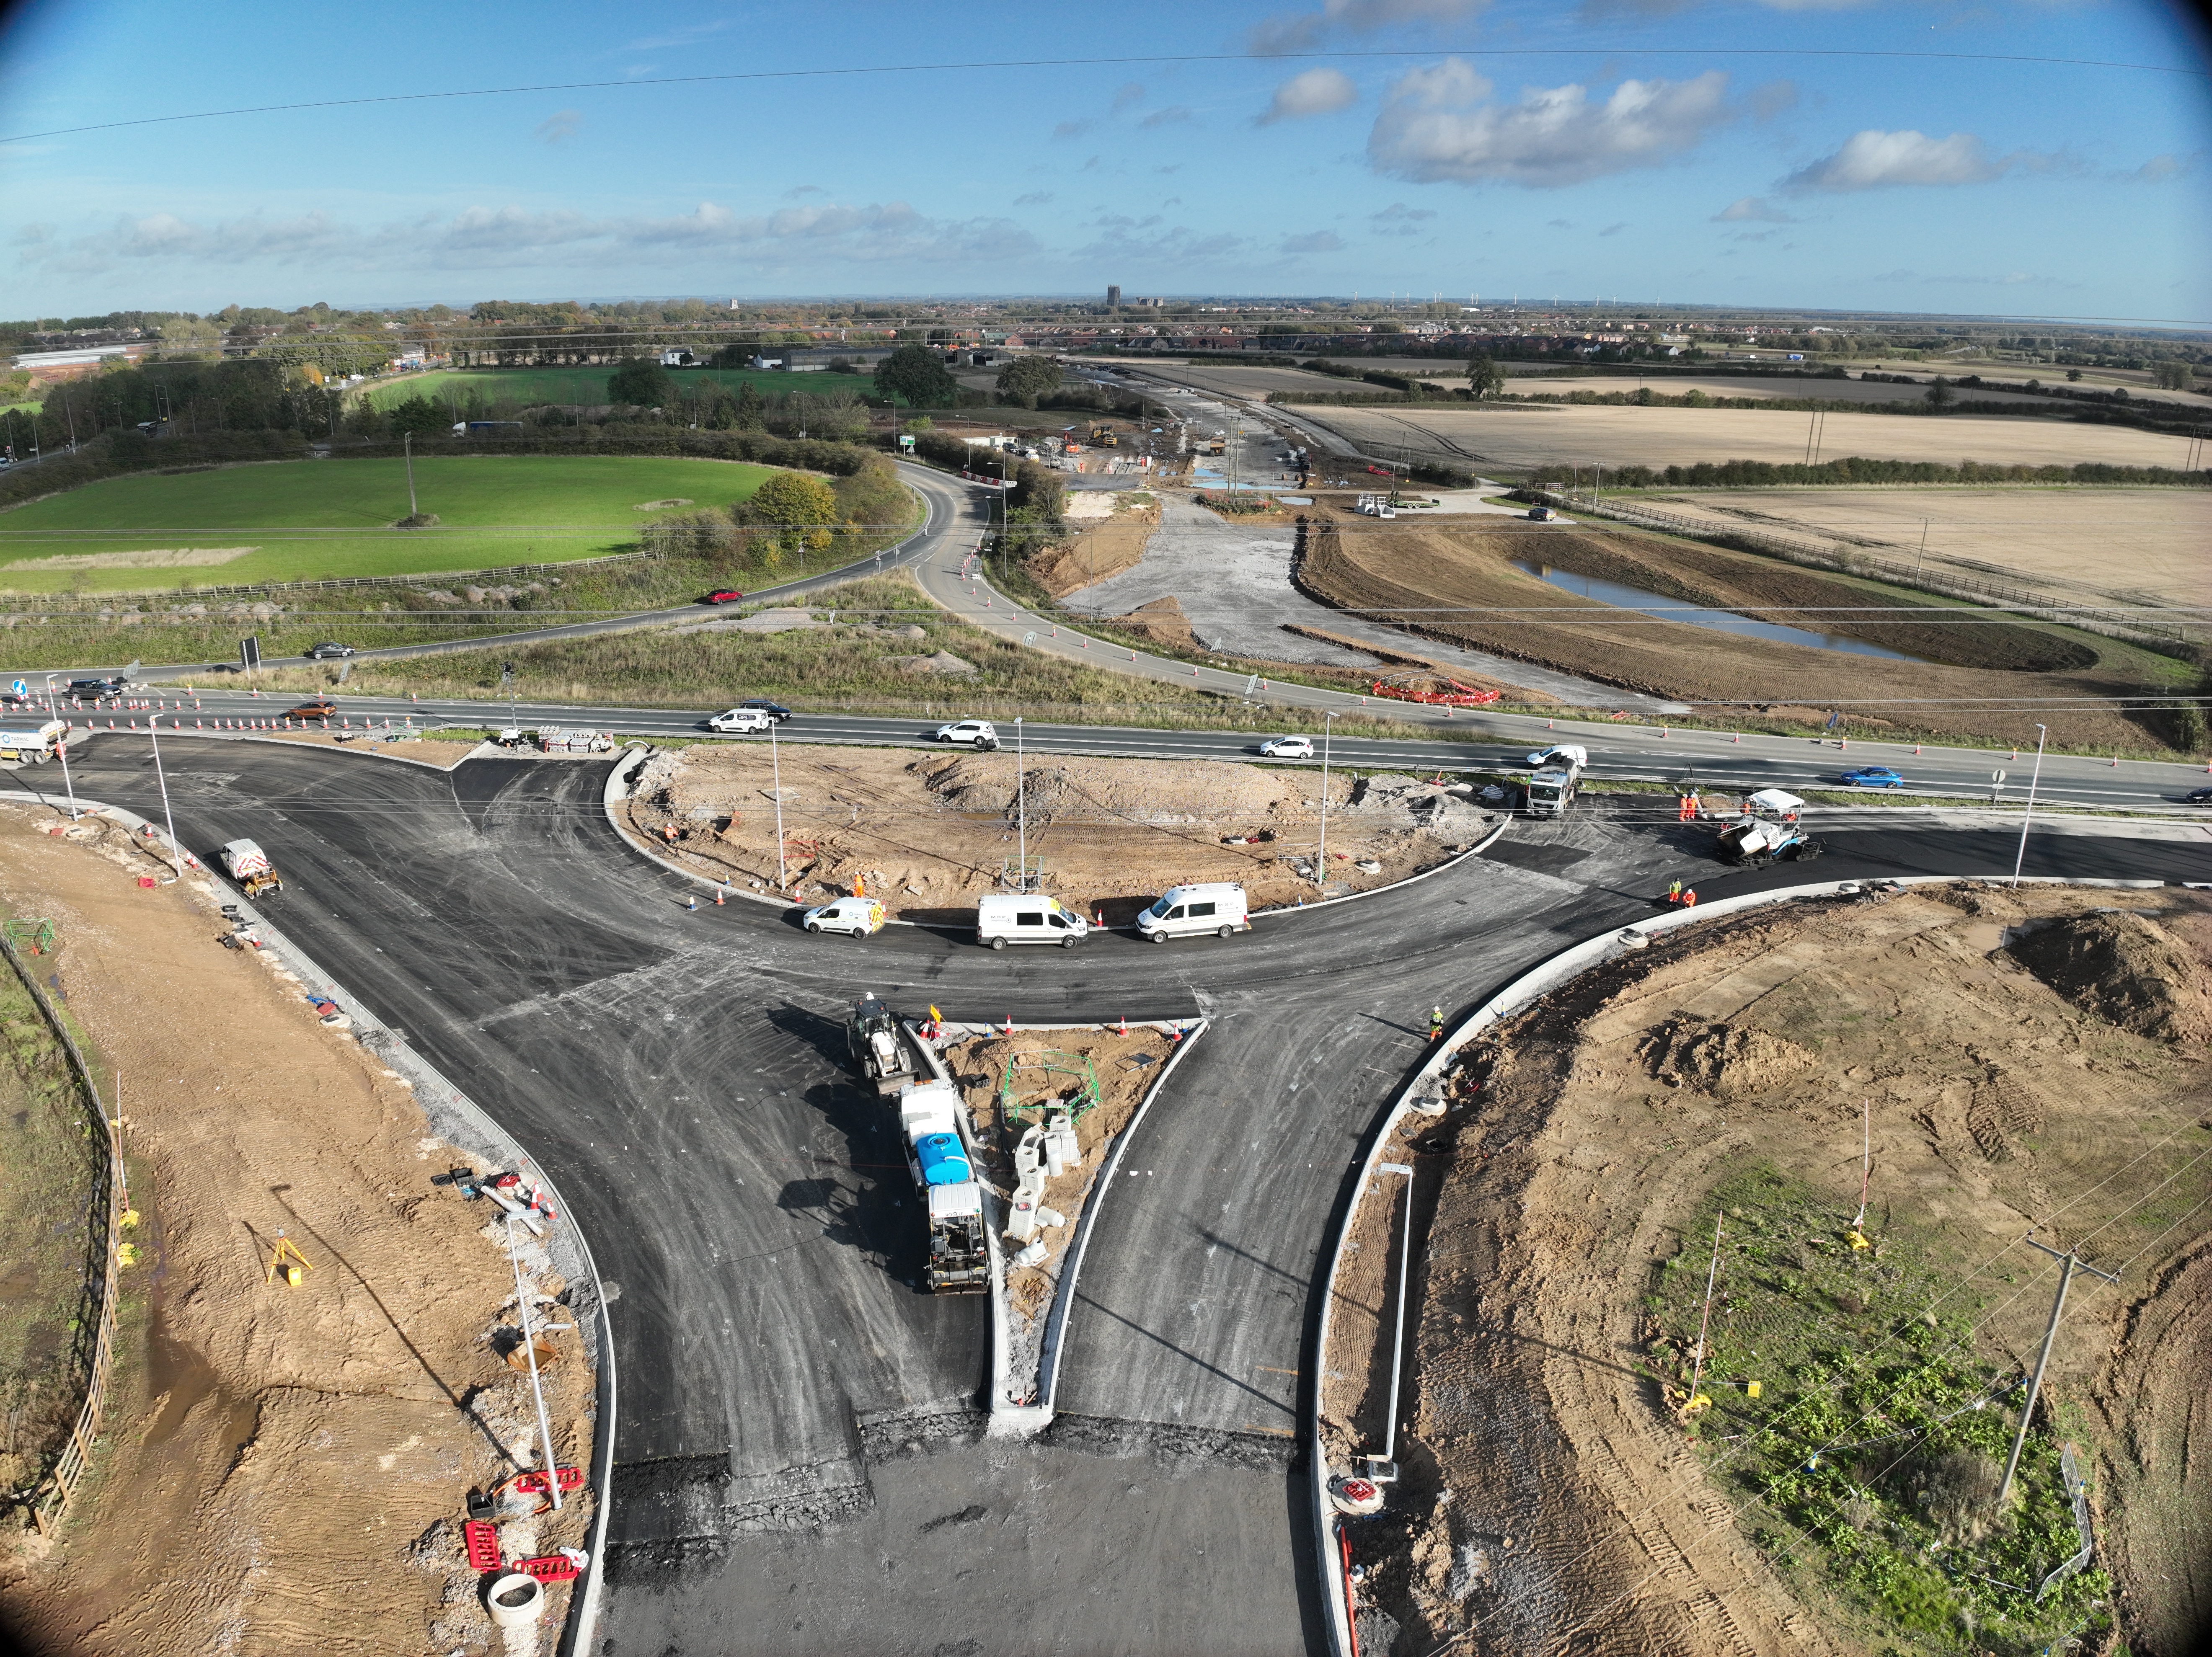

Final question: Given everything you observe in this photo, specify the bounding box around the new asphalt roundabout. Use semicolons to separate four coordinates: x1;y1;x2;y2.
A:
32;731;2209;1656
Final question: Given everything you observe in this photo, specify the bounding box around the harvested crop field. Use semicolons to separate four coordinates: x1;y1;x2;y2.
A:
1295;501;2188;751
1625;487;2212;610
616;742;1501;921
1297;403;2197;473
0;807;596;1657
1337;885;2212;1657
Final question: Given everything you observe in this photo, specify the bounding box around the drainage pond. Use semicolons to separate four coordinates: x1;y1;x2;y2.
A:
1509;561;1930;662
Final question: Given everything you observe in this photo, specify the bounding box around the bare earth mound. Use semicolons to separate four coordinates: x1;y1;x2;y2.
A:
1342;885;2212;1657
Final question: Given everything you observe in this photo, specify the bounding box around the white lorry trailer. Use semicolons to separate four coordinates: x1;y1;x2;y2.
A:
893;1080;989;1294
0;719;67;765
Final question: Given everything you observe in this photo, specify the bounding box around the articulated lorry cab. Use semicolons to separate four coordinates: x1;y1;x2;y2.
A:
895;1080;988;1294
0;719;67;764
1524;748;1587;817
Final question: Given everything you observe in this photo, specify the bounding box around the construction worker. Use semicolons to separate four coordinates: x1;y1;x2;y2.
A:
1685;790;1701;820
1681;888;1699;907
1677;793;1694;823
1429;1007;1445;1042
1667;878;1684;906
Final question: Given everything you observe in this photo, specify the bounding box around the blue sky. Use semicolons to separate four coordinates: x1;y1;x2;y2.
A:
1;0;2206;322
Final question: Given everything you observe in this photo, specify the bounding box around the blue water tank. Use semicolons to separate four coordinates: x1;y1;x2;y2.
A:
915;1133;971;1186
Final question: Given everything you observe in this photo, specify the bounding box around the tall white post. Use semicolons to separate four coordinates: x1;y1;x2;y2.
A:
148;716;181;882
771;717;786;891
1015;717;1026;890
1316;710;1336;885
2010;723;2048;888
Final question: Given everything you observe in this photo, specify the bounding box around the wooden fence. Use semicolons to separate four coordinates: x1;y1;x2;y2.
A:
0;929;125;1535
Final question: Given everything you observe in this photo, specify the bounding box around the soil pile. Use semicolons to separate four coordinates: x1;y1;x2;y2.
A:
1346;886;2212;1657
1027;493;1161;596
1105;595;1199;650
0;808;596;1657
2009;910;2212;1043
620;741;1475;919
1293;501;2182;751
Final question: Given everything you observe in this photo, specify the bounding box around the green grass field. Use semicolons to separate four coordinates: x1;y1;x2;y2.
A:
0;455;772;593
357;366;879;410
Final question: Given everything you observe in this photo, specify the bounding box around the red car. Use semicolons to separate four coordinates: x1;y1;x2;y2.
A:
701;589;746;606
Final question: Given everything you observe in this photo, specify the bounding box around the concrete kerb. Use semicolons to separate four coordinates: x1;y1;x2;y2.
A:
64;724;481;774
0;786;620;1657
1303;870;2180;1657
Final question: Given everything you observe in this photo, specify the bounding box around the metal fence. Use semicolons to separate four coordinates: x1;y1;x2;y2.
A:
1538;488;2203;656
0;929;126;1536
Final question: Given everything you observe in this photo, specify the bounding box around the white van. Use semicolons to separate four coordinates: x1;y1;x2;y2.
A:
1137;883;1249;943
977;893;1090;950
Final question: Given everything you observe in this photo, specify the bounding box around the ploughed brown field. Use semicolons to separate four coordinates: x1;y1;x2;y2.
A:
1294;501;2188;751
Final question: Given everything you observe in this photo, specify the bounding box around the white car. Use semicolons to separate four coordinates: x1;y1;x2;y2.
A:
933;719;999;750
707;707;774;733
802;897;886;937
1524;744;1589;769
1258;736;1314;759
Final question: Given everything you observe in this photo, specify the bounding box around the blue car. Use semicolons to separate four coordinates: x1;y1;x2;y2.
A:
1840;766;1906;790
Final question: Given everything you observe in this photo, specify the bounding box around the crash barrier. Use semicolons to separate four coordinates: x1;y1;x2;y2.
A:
0;789;618;1657
1305;872;2168;1654
0;929;125;1536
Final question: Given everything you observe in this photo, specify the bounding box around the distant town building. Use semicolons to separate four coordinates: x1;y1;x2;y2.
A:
1106;285;1122;307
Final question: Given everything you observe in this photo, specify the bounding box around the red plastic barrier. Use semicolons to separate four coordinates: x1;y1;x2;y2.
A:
463;1519;502;1573
1367;679;1501;709
516;1554;581;1583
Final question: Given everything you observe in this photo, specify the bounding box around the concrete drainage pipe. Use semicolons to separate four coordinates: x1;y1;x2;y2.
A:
485;1572;547;1629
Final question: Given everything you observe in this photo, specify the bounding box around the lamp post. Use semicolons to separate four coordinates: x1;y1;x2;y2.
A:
771;715;786;892
2010;723;2048;888
403;430;418;518
1015;716;1026;890
147;715;181;883
1316;710;1337;886
1363;1160;1416;1483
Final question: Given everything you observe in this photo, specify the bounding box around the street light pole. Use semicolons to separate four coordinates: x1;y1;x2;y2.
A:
771;716;786;892
2010;723;2048;888
1316;710;1337;886
403;431;419;518
1015;716;1026;890
147;715;181;883
1364;1160;1416;1482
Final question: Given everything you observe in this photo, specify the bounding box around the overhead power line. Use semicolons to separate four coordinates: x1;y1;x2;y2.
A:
3;44;2205;147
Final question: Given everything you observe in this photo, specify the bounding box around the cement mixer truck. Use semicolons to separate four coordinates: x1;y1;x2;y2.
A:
893;1079;988;1295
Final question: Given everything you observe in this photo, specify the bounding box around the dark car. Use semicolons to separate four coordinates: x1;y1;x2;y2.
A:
2186;786;2212;806
701;589;747;606
740;699;794;723
68;676;126;696
1840;766;1906;790
303;641;356;660
286;698;340;721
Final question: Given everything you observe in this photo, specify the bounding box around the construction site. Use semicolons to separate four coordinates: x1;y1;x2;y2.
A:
0;805;598;1657
1323;883;2212;1657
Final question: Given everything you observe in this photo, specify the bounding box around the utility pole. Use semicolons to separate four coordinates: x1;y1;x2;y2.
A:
147;716;181;883
771;715;787;892
1997;1234;2116;1506
1316;710;1337;886
1015;716;1026;890
403;430;419;517
2010;722;2048;887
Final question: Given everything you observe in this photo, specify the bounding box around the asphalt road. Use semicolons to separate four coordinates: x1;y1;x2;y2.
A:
35;733;2206;1655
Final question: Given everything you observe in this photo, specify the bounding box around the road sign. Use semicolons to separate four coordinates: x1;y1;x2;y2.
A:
1993;770;2007;783
9;680;24;698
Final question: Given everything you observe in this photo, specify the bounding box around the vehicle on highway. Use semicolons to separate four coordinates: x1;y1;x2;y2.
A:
803;896;886;937
218;838;284;898
1840;765;1906;789
1716;788;1824;866
739;699;794;723
1258;736;1313;759
302;641;356;660
2186;786;2212;806
706;707;775;733
68;676;127;697
0;718;67;765
934;719;999;750
890;1079;988;1293
1138;883;1249;943
285;699;340;721
701;589;747;605
1527;505;1557;521
977;893;1089;950
1524;743;1589;769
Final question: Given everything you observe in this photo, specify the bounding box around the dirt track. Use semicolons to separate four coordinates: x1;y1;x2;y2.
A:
1354;886;2212;1657
1295;502;2186;751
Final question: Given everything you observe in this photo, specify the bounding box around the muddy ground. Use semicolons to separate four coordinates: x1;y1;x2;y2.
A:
1346;885;2212;1657
0;807;595;1657
620;742;1499;919
1295;501;2188;752
1028;490;1161;596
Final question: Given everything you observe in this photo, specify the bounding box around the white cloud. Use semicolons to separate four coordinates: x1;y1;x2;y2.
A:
1713;195;1795;222
1251;0;1487;56
15;199;1039;278
1367;61;1735;186
1780;129;2001;191
1140;106;1194;129
535;110;581;145
1013;191;1054;206
1257;68;1360;125
1281;229;1348;252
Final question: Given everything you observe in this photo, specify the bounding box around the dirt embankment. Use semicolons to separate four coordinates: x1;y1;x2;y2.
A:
1350;887;2212;1657
0;807;595;1657
620;742;1495;921
1027;491;1161;596
1294;503;2184;751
